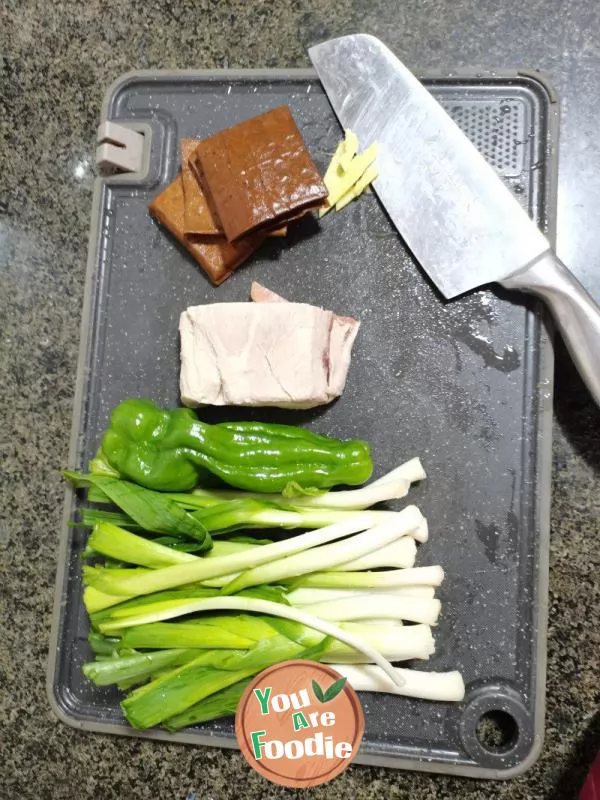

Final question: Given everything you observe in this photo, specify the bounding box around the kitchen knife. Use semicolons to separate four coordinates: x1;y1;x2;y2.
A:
309;34;600;405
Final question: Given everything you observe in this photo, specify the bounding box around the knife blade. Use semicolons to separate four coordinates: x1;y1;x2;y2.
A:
309;33;600;406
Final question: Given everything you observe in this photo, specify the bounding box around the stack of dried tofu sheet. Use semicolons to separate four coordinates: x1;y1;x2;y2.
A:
149;106;328;284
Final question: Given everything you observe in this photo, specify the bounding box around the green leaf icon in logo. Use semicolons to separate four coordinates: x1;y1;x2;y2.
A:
312;679;326;703
323;677;347;702
312;676;347;704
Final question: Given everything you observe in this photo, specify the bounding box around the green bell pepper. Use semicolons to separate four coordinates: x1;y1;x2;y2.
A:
91;399;373;493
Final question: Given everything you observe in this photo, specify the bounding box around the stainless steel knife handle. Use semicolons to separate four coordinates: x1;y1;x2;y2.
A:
501;251;600;405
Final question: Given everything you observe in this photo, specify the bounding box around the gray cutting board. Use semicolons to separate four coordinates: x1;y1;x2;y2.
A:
48;69;557;779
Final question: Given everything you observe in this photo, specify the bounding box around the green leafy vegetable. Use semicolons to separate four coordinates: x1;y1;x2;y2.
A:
164;679;251;730
119;621;257;651
121;636;302;729
221;508;422;594
83;648;197;687
65;472;211;547
65;426;465;730
285;565;444;590
88;585;220;625
95;595;404;688
87;631;121;656
87;523;198;569
74;508;143;531
80;513;391;604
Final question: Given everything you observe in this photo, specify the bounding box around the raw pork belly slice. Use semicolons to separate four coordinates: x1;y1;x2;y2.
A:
179;288;359;409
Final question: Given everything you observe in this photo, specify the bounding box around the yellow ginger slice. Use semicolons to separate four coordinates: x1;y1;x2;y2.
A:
320;130;359;216
335;162;380;211
320;141;378;217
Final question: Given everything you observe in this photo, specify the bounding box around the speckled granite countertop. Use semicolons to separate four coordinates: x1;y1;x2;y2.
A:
1;2;599;798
